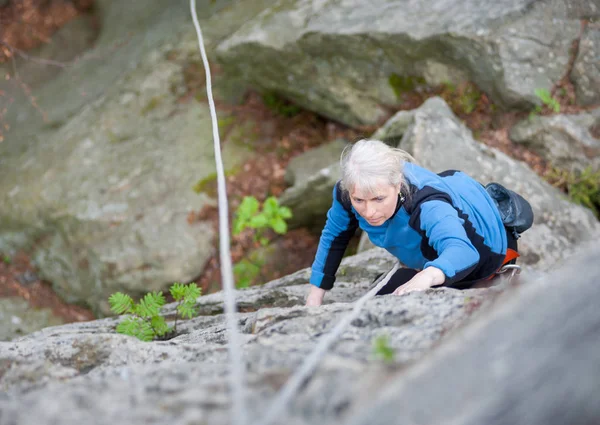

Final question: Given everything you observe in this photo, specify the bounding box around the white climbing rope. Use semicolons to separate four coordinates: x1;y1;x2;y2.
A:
254;261;400;425
190;2;247;425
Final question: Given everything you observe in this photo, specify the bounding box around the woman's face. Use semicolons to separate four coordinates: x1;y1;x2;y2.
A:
350;182;400;226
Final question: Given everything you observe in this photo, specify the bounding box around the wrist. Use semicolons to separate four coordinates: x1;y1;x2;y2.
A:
423;266;446;286
309;285;326;295
306;285;326;306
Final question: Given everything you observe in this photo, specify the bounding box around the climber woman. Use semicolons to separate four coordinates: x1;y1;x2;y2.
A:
305;138;525;307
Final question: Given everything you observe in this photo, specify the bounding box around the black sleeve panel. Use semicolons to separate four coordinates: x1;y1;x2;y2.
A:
319;182;359;290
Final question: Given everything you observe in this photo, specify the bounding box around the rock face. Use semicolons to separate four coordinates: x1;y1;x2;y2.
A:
1;241;599;425
281;139;349;229
565;0;600;19
0;298;63;341
284;138;349;187
345;242;600;425
0;248;503;424
216;0;581;126
509;107;600;171
5;13;99;90
571;24;600;106
0;0;252;315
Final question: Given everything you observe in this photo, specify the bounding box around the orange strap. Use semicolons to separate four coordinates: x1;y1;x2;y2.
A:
502;248;520;265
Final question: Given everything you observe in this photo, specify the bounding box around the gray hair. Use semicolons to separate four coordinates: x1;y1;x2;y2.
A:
340;139;414;195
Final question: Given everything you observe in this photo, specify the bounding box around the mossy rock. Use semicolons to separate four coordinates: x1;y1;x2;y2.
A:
388;73;427;98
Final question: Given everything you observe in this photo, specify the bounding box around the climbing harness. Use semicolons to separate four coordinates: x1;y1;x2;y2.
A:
190;2;247;425
492;247;521;283
496;264;521;282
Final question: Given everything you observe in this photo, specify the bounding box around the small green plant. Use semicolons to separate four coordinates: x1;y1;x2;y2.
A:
233;196;292;245
535;88;561;112
169;283;202;332
193;172;217;195
1;254;10;265
440;81;482;115
140;96;162;116
389;73;426;99
233;258;264;289
262;92;301;117
372;335;395;363
232;196;292;288
192;167;240;196
530;88;560;119
458;84;481;114
108;282;201;342
546;166;600;218
442;81;457;94
217;115;236;135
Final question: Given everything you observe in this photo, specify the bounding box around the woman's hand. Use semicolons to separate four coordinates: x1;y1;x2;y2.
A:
306;285;326;306
393;267;445;295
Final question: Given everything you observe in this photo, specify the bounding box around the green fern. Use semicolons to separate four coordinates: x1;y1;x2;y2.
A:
176;283;200;320
116;317;155;342
109;292;135;315
172;282;201;302
177;303;195;320
170;282;201;333
170;282;187;301
109;283;201;342
150;316;170;337
134;292;165;318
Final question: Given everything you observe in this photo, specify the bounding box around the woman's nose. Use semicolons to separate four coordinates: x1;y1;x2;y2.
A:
365;203;376;217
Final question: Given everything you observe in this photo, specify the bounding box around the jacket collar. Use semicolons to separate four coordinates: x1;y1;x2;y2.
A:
389;189;408;220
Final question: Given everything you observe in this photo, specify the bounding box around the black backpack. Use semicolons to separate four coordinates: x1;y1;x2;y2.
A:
485;182;534;239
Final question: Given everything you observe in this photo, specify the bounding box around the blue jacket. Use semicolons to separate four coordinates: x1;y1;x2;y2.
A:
310;163;507;290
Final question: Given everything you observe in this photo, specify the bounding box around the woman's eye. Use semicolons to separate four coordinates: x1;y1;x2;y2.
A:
375;197;384;202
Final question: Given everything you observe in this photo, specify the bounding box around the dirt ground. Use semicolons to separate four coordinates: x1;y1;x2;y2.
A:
0;1;595;324
0;252;95;322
